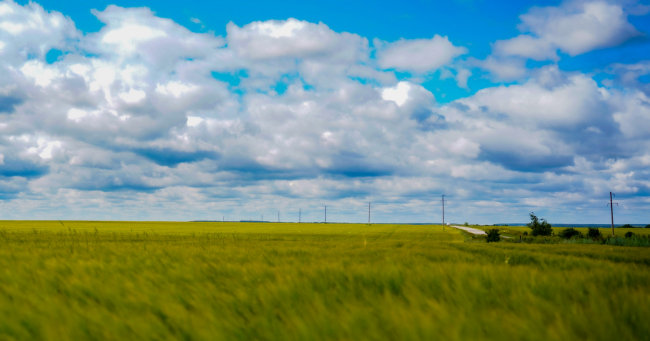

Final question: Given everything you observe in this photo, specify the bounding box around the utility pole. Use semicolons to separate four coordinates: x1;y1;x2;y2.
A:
278;211;280;223
262;214;263;222
608;192;618;236
441;195;448;226
299;209;301;223
368;202;371;224
325;206;327;223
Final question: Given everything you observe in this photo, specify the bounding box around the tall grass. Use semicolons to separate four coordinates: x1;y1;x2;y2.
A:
0;221;649;340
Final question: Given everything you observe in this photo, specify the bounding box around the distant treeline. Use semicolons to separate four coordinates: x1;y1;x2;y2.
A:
494;223;649;228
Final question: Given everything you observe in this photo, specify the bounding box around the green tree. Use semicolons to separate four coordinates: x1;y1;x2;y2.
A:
558;228;582;239
527;212;552;236
486;228;500;243
587;227;602;239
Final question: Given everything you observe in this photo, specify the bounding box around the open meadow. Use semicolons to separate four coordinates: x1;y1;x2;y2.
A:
1;221;649;340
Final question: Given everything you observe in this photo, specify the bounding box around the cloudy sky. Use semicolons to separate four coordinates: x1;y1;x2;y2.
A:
0;0;649;224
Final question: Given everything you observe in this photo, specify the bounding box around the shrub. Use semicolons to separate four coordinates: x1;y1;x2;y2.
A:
464;222;469;226
521;236;562;244
605;235;650;247
587;227;602;239
625;231;635;238
527;212;552;236
558;228;583;239
486;228;500;243
523;231;528;236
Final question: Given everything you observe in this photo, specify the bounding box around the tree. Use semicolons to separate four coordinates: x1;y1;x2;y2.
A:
486;228;500;243
527;212;552;236
587;227;602;239
625;231;635;238
619;224;634;228
558;228;582;239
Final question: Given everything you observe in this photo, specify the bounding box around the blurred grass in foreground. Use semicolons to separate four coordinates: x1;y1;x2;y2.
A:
0;221;649;340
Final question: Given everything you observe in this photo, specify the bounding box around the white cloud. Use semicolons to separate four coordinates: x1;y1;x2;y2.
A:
102;24;167;54
381;81;411;106
473;56;527;81
226;18;367;62
493;1;644;60
186;116;204;127
155;81;197;97
612;90;650;138
119;89;146;103
449;137;480;158
375;35;467;73
466;71;605;128
27;138;62;159
20;60;60;86
0;0;78;64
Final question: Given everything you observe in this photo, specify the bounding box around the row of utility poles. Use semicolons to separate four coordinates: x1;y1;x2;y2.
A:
230;192;620;232
247;196;443;225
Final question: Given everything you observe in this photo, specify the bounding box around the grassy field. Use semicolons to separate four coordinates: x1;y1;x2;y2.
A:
1;221;649;341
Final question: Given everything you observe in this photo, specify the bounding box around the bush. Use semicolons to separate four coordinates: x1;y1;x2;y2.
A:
486;228;500;243
523;231;528;236
520;236;562;244
587;227;602;239
605;235;650;247
527;212;552;236
625;231;635;238
558;228;583;239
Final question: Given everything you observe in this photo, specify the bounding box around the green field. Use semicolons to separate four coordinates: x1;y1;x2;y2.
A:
1;221;649;340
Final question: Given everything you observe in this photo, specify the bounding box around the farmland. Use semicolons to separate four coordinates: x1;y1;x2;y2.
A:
1;221;649;340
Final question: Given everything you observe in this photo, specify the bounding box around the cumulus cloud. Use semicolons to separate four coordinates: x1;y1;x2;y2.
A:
0;0;78;64
227;18;367;62
605;61;650;95
375;35;467;73
493;0;645;61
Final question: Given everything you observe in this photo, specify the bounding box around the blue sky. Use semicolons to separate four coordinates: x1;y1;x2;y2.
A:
0;0;649;223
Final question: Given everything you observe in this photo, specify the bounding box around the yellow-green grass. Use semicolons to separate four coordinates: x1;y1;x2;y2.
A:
1;221;649;340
